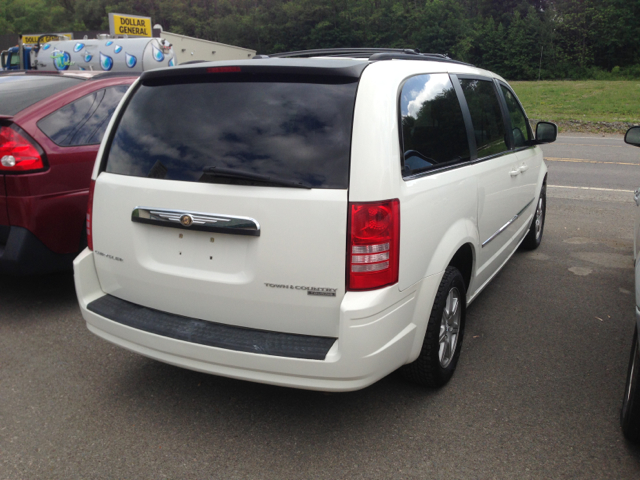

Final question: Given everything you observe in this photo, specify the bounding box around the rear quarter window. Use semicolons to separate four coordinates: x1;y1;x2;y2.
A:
399;73;470;176
0;75;84;116
104;74;358;189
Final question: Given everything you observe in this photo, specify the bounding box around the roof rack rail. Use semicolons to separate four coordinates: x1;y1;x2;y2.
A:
265;48;423;59
254;48;474;66
368;52;473;66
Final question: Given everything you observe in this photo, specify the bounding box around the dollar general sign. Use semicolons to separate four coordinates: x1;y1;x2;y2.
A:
22;33;73;44
109;13;152;37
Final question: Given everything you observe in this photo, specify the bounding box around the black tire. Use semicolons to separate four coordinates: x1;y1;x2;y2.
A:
621;325;640;442
401;266;466;387
520;183;546;250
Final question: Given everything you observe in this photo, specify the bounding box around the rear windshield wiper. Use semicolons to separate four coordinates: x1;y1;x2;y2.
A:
199;166;312;189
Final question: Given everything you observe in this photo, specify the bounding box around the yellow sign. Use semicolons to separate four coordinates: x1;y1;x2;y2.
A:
110;14;152;37
22;33;72;44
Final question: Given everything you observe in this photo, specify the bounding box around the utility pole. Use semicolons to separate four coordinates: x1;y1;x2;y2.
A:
18;35;24;70
538;45;543;81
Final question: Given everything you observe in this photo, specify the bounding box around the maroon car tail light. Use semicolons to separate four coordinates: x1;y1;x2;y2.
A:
347;199;400;291
0;125;45;172
86;180;95;251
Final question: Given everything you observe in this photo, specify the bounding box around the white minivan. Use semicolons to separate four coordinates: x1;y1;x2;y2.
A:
621;126;640;441
74;48;557;391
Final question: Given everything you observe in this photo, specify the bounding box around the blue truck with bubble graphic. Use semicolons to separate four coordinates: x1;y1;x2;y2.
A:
2;36;175;72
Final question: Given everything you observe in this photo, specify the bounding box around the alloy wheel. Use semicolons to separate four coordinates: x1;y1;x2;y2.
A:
439;287;461;368
535;196;544;241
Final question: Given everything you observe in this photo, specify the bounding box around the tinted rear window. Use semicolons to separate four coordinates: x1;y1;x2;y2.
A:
0;75;84;116
104;74;358;189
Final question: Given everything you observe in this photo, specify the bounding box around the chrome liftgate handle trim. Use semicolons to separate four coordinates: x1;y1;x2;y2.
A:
131;207;261;236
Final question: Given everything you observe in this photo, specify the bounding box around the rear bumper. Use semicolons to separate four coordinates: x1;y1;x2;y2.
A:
0;225;76;275
74;249;441;391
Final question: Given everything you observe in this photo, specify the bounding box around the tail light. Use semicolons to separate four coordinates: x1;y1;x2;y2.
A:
347;199;400;291
86;180;95;251
0;125;45;172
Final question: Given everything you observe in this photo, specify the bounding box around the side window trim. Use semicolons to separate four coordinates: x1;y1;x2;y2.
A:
403;149;516;180
449;74;477;161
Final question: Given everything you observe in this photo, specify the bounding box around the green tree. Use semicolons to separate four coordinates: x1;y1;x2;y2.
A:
407;0;471;60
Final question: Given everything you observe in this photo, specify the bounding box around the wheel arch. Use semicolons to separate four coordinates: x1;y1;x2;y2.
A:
448;243;474;293
405;236;478;364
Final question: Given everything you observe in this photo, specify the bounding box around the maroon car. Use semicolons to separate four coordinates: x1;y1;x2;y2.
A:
0;71;137;275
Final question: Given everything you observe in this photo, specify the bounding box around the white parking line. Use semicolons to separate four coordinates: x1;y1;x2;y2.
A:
545;157;640;166
548;185;633;193
557;136;623;140
554;143;627;148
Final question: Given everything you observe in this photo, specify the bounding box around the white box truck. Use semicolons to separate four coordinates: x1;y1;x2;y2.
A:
159;31;255;64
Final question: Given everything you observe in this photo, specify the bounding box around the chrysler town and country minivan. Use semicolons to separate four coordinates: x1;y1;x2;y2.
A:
74;48;557;391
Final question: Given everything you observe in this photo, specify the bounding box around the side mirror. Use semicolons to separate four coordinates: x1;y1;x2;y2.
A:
535;121;557;144
624;126;640;147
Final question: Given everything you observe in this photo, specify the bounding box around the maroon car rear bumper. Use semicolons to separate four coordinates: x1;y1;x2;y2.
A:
0;225;79;275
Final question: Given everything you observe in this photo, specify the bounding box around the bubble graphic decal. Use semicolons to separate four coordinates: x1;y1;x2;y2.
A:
152;45;164;62
84;52;93;62
125;53;137;68
105;41;113;46
42;44;51;50
52;51;71;71
79;67;86;71
114;45;122;54
168;57;175;67
74;43;84;52
100;53;113;71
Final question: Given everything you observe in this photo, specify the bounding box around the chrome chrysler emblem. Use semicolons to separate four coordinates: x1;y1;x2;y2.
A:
180;214;194;226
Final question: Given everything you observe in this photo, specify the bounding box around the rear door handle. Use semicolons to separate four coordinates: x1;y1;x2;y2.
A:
519;164;529;173
510;169;520;177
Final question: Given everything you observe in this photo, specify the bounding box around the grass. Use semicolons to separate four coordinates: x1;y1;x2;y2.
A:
510;80;640;124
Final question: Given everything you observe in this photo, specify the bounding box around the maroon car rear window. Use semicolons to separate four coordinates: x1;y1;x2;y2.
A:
0;75;84;116
37;85;130;146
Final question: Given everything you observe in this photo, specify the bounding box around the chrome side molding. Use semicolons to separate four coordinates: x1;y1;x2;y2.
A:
482;197;535;248
132;207;260;236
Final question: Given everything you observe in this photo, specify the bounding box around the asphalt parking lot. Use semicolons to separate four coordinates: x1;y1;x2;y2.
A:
2;135;640;479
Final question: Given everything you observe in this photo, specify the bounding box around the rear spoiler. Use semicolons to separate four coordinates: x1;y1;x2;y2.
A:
140;59;369;85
